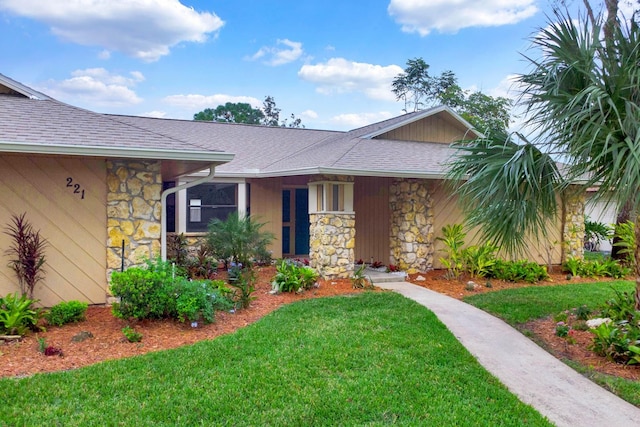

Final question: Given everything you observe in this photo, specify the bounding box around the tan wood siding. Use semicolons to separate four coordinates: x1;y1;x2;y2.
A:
430;180;563;268
354;177;391;264
0;155;107;306
248;177;283;259
377;114;474;143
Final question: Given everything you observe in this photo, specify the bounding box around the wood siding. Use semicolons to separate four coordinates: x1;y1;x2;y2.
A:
0;155;107;306
248;177;283;259
354;177;391;264
430;180;563;268
377;113;475;143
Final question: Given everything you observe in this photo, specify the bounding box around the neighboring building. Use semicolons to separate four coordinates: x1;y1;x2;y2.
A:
0;74;579;305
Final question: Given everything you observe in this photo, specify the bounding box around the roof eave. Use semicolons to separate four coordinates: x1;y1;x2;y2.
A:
0;141;235;163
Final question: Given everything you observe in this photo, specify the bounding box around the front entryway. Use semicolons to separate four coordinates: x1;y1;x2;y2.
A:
282;188;309;256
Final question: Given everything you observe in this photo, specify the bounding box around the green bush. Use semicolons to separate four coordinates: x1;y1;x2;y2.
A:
271;259;319;293
229;268;257;309
175;279;234;323
562;257;630;279
462;243;497;278
45;300;88;326
489;260;549;283
122;326;143;343
613;220;635;267
0;292;40;336
110;264;178;320
206;213;274;268
437;224;466;279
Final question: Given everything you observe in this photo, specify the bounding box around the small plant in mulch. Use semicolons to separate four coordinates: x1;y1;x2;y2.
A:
38;337;63;356
122;326;143;343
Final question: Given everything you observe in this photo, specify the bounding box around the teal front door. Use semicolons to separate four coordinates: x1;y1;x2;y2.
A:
282;188;309;256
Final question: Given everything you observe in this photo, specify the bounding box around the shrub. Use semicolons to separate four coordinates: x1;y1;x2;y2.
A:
45;300;88;326
437;224;466;279
612;220;635;267
175;279;234;323
0;292;40;336
230;268;257;309
584;216;611;251
489;260;548;283
4;213;48;299
271;259;318;293
462;243;497;278
122;326;143;343
351;264;373;289
110;258;183;320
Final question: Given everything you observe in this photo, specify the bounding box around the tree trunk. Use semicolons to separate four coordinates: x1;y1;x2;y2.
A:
635;215;640;310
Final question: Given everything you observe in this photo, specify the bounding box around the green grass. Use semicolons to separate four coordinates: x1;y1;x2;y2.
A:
1;292;550;426
463;281;633;324
463;280;640;407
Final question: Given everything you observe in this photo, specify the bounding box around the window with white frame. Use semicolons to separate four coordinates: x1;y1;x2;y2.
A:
308;181;354;214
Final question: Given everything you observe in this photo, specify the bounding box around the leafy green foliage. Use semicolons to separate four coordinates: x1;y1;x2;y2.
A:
193;102;265;124
462;243;497;278
110;259;178;320
0;292;40;336
110;258;233;322
437;224;466;279
4;212;48;299
271;259;318;293
562;257;630;279
350;264;372;289
122;326;143;343
612;220;635;268
206;213;274;269
228;268;257;309
175;279;233;323
45;300;88;327
489;260;549;283
584;217;611;251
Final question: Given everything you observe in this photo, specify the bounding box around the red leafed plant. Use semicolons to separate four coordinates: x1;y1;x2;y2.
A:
44;346;63;357
4;213;48;299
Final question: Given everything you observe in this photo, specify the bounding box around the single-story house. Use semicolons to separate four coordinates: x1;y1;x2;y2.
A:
0;73;583;306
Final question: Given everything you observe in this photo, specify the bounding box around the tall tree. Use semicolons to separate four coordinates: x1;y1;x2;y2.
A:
194;102;265;124
448;2;640;307
392;57;512;135
261;96;305;128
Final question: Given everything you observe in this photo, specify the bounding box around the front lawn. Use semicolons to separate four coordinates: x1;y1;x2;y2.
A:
1;292;550;426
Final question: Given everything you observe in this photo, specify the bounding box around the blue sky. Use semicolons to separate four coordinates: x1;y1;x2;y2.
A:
1;0;632;131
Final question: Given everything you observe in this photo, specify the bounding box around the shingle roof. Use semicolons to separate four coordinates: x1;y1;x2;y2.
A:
109;106;475;179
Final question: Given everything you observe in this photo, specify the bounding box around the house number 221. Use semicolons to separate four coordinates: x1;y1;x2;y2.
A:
66;177;85;199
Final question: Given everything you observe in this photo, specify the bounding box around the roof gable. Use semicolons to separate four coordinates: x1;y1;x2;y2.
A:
0;73;51;100
358;106;481;143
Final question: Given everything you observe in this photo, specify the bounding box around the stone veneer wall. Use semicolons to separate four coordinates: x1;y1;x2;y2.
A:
389;178;434;273
309;213;355;279
106;160;162;281
563;191;585;261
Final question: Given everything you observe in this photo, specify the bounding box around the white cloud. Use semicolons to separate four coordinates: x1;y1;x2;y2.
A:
98;50;111;60
300;109;318;120
163;93;262;111
248;39;304;66
331;111;396;129
388;0;538;36
0;0;224;61
39;68;143;106
298;58;402;101
140;110;167;118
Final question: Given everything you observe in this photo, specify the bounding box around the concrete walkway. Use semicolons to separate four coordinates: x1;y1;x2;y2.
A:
376;281;640;427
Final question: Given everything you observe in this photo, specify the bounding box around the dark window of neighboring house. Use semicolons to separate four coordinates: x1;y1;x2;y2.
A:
163;181;176;233
187;183;237;232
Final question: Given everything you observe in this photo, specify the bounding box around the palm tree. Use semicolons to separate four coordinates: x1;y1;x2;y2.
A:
448;3;640;307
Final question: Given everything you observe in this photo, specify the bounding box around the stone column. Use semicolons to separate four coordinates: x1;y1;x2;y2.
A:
562;191;585;261
309;213;356;279
106;160;162;281
389;178;434;273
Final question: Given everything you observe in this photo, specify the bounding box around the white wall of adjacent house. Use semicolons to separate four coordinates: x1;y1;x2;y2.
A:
584;195;617;254
0;154;107;306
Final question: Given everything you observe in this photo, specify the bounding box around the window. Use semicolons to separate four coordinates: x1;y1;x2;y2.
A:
308;181;353;214
186;183;237;232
